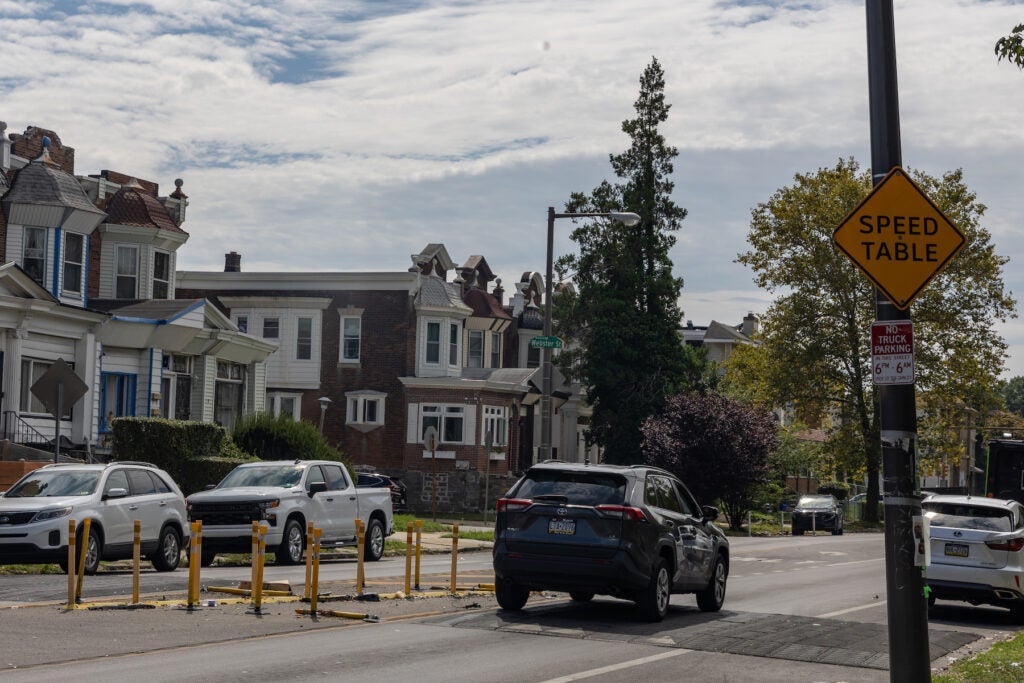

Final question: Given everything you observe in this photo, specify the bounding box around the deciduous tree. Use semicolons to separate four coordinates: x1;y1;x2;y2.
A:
996;24;1024;69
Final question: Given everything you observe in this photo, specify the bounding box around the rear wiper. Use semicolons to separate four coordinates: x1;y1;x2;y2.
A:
532;494;569;503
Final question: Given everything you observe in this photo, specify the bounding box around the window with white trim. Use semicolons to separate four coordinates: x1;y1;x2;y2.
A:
235;315;248;333
490;332;501;368
347;391;385;426
420;405;464;444
449;323;460;366
483;406;508;446
152;251;170;299
20;358;73;417
115;245;139;298
297;317;312;360
341;316;361;362
266;392;301;420
262;317;279;339
62;232;84;295
23;227;46;285
526;344;541;368
214;360;245;432
468;330;484;368
425;321;441;364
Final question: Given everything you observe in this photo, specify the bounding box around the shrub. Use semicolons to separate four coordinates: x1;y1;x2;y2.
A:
176;455;258;495
818;480;851;501
111;418;227;469
231;413;346;462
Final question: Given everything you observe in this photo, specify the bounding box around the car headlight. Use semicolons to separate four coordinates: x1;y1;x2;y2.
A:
33;506;73;522
258;499;280;517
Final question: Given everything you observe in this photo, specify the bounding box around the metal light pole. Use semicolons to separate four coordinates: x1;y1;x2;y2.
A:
540;207;641;463
317;396;332;434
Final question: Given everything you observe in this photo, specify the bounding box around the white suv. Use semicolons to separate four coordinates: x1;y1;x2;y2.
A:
0;462;188;574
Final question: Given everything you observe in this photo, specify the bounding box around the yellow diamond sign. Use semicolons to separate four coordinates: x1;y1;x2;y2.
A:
833;167;966;310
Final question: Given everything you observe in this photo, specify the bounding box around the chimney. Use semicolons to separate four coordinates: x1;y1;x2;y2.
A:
492;278;504;306
742;312;758;337
225;251;241;272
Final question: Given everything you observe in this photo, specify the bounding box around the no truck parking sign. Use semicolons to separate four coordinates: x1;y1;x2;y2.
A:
872;320;914;385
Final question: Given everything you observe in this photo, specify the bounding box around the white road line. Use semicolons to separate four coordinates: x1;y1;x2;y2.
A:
537;649;692;682
818;600;887;618
825;558;884;567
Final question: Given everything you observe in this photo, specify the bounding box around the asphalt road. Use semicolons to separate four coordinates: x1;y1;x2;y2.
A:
0;532;1018;681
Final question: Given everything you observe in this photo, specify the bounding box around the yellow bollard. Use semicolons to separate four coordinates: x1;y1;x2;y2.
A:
310;527;322;613
415;519;423;590
250;521;259;598
132;520;141;604
404;521;414;595
75;518;91;603
253;523;267;612
355;519;365;596
304;520;314;600
187;521;201;608
449;522;459;594
66;519;77;610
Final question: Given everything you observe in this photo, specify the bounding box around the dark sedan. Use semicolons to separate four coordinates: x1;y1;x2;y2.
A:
792;494;843;535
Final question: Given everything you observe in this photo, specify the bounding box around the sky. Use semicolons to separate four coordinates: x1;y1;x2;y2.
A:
2;0;1023;374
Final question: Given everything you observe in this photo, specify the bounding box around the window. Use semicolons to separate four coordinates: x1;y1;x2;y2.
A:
346;391;385;426
266;392;301;420
100;372;136;430
160;354;192;420
115;245;139;299
152;251;170;299
262;318;279;339
20;358;73;417
491;332;501;368
214;360;245;431
526;344;541;369
127;469;156;496
342;316;361;362
421;405;464;444
62;233;84;294
426;322;441;364
297;317;312;360
468;331;484;368
323;464;348;490
235;316;248;334
483;406;508;446
449;323;460;366
23;227;46;285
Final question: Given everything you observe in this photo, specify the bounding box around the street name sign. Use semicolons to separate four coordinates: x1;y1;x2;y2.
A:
529;336;564;349
833;167;966;310
871;320;914;385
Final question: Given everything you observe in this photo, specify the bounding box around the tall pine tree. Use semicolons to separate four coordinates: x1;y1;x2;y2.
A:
555;57;703;464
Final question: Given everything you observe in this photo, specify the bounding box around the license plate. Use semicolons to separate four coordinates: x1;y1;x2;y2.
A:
944;542;969;558
548;518;576;535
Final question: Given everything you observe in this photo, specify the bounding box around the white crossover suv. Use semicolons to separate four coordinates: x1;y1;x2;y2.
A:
0;462;188;574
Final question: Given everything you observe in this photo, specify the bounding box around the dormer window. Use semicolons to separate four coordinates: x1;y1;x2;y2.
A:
23;227;46;285
62;233;84;295
115;245;139;298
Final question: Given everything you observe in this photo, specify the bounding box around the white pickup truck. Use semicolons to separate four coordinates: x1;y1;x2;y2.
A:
185;460;394;566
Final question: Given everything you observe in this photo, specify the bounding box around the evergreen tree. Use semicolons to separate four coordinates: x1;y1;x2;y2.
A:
555;57;703;464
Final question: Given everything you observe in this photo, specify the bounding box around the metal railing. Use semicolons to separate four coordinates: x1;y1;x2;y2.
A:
2;410;53;450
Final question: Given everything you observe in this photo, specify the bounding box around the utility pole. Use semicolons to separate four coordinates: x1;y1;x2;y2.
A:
865;2;931;680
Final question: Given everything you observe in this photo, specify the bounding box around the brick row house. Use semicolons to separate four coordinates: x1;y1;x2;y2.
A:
176;245;586;494
0;123;275;457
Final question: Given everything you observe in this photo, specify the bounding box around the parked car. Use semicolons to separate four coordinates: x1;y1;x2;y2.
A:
187;460;394;566
356;473;408;513
492;461;729;622
0;461;187;574
923;494;1024;621
791;494;843;535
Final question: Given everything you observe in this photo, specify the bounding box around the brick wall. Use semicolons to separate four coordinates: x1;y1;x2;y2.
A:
0;461;46;491
397;468;519;516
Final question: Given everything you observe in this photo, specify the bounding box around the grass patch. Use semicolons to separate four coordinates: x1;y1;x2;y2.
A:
443;530;494;542
933;634;1024;682
393;514;448;533
0;563;63;575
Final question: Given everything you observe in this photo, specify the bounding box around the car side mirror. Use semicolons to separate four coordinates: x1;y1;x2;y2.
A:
308;481;328;496
702;505;719;523
104;487;128;500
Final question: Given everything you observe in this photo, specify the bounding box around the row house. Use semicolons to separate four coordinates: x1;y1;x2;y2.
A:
0;123;275;456
177;246;583;477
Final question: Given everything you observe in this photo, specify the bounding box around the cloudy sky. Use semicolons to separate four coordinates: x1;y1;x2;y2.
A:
3;1;1023;373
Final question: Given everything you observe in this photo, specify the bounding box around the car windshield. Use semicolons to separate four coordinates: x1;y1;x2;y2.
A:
797;496;835;510
219;466;304;489
516;470;626;506
5;470;100;498
924;503;1014;532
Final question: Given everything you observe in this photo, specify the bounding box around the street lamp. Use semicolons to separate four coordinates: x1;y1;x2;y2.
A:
318;396;332;434
540;206;641;463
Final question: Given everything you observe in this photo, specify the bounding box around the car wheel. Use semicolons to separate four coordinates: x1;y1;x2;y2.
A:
569;592;595;602
696;554;728;612
495;579;530;611
79;525;101;575
636;558;671;622
363;518;385;562
200;548;217;567
151;526;181;572
276;519;305;565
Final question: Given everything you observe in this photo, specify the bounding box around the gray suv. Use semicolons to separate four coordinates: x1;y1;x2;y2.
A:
493;461;729;621
0;462;187;574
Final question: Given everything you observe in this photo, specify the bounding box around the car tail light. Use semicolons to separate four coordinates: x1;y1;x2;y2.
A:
497;498;532;513
986;538;1024;552
595;505;647;522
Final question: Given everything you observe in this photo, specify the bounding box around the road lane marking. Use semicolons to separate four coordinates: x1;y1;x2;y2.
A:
537;649;692;682
818;600;887;618
825;558;883;567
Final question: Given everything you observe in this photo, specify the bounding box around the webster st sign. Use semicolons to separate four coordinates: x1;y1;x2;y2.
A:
833;167;966;309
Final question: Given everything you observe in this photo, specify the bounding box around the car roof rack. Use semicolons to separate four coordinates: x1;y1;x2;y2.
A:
109;461;159;469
